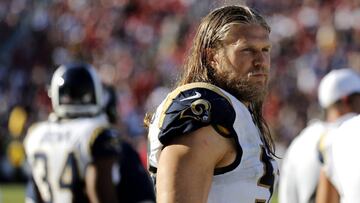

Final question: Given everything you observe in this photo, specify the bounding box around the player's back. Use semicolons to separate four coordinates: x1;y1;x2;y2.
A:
24;114;108;203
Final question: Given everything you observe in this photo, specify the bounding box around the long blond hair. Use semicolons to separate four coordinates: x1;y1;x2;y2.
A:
178;5;276;156
179;5;270;85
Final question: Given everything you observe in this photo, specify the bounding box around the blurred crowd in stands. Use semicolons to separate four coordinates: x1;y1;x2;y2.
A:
1;0;360;182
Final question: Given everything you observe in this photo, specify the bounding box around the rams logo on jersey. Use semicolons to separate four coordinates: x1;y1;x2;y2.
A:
157;82;236;145
180;99;211;123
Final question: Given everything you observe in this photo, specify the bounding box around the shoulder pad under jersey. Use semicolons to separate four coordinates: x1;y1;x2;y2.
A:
89;128;121;159
27;122;40;134
24;122;44;151
157;82;236;145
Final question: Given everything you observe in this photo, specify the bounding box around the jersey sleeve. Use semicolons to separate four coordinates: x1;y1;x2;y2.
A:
157;85;236;145
89;128;121;159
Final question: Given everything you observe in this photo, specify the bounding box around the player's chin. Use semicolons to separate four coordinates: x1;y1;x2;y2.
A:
248;76;268;89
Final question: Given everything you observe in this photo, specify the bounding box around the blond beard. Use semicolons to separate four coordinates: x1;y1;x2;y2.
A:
212;70;268;104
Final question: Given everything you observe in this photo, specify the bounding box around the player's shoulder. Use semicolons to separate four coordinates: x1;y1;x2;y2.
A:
89;127;118;146
329;115;360;144
161;82;233;107
24;121;50;147
62;114;111;152
88;127;121;158
176;82;230;96
152;82;236;145
301;119;326;138
286;120;326;154
339;114;360;130
27;121;45;135
320;113;356;144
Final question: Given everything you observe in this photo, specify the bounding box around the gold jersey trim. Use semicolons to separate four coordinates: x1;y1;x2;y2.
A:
158;82;232;128
87;125;109;156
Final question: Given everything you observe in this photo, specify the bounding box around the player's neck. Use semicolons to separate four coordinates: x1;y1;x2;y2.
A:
326;107;351;122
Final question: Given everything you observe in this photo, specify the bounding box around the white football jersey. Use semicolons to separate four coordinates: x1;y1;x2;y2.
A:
24;114;109;203
279;120;326;203
279;113;355;203
322;115;360;203
148;82;279;203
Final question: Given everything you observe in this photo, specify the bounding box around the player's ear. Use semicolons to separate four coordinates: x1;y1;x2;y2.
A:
205;48;219;69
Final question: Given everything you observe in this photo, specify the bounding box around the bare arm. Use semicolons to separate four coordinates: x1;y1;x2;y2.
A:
85;157;119;203
156;126;235;203
316;169;339;203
